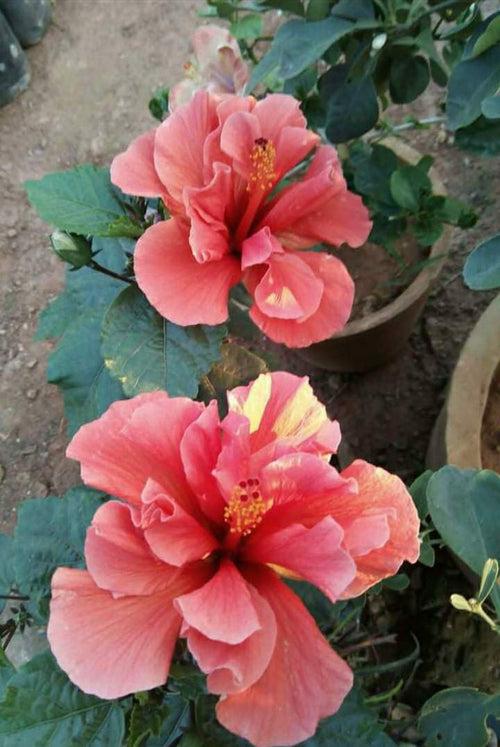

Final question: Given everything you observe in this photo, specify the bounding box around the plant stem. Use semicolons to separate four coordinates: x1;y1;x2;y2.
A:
339;633;397;656
0;594;29;601
370;115;446;141
88;259;136;285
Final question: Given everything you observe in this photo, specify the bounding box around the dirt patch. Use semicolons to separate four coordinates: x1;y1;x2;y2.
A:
482;362;500;472
337;233;426;320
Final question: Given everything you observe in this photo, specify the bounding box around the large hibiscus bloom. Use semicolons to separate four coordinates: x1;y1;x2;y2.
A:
111;92;372;348
48;373;419;747
169;24;249;111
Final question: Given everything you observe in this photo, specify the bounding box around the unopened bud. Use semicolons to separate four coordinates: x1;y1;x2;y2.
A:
50;230;92;268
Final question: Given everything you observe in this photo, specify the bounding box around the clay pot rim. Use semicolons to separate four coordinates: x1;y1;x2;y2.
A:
332;137;450;340
445;294;500;469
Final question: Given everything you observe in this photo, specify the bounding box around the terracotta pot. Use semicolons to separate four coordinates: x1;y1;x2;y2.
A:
300;139;451;373
427;294;500;470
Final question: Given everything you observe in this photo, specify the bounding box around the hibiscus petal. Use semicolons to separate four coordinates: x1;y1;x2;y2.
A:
141;479;219;566
262;145;372;250
185;162;233;263
248;251;354;348
253;94;306;140
66;392;203;508
219;110;261;180
175;559;261;644
186;582;277;694
180;400;227;525
213;411;252;500
134;219;240;326
274;126;320;178
227;371;341;456
85;500;175;595
154;90;218;203
241;227;281;270
252;94;318;178
48;564;210;699
243;516;355;602
336;460;420;597
110;130;169;201
252;250;323;320
217;567;353;747
253;452;356;544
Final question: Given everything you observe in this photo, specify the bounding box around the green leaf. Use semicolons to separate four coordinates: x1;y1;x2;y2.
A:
101;285;226;398
321;66;379;143
419;540;436;568
48;310;125;436
306;0;330;21
427;195;477;228
230;14;262;39
248;16;360;88
0;534;15;613
447;41;500;130
169;663;206;700
463;234;500;290
481;95;500;120
38;237;130;433
412;216;444;247
149;87;169;122
0;649;15;700
13;487;105;622
349;143;398;207
0;651;125;746
390;165;431;211
470;14;500;59
106;215;144;239
427;467;500;615
331;0;375;21
381;573;410;591
36;236;132;341
455;115;500;156
477;558;499;604
389;55;430;104
25;165;127;236
418;688;500;747
127;694;171;747
299;686;395;745
140;694;190;747
409;470;433;520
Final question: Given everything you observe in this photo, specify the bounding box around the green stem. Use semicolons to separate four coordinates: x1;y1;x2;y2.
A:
474;605;500;634
89;259;136;285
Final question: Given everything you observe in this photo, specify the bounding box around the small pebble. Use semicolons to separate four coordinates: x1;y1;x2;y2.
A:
26;388;38;400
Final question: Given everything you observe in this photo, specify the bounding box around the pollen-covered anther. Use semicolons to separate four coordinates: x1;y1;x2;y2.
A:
247;137;277;192
224;478;271;536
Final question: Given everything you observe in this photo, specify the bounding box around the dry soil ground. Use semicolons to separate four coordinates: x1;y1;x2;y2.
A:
0;0;499;535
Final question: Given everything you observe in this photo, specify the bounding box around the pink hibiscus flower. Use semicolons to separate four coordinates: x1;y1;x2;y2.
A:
48;372;419;747
169;25;249;111
111;91;372;348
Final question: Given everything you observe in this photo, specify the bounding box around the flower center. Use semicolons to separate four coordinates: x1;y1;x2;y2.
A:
247;137;277;192
224;478;271;536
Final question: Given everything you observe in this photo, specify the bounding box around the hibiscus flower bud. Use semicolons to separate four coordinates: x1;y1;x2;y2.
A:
50;230;92;268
